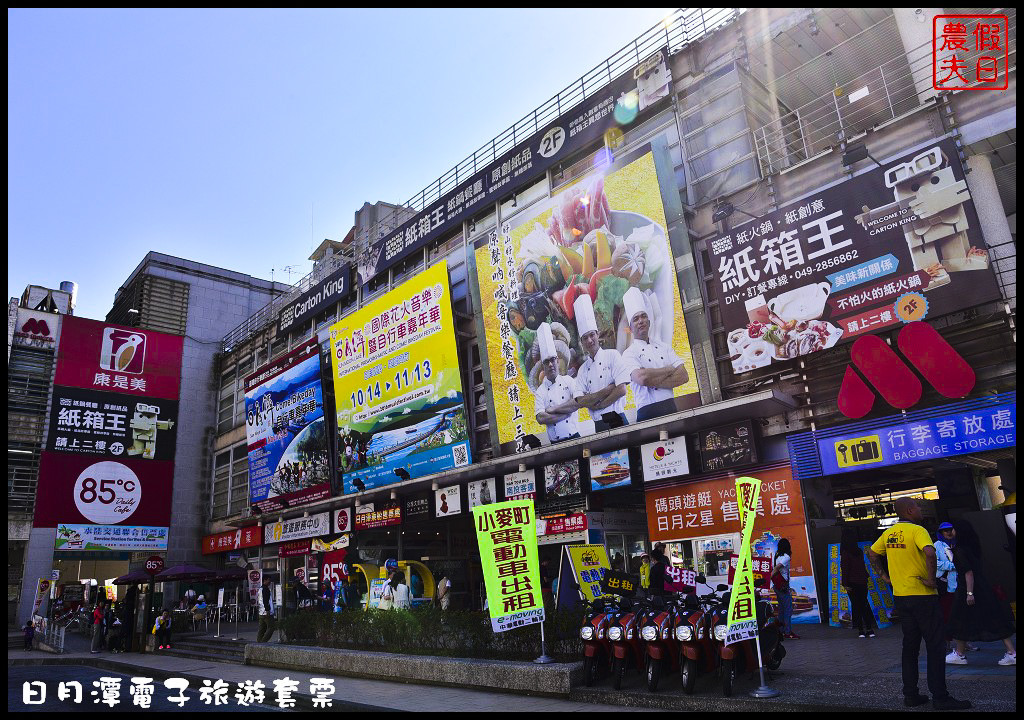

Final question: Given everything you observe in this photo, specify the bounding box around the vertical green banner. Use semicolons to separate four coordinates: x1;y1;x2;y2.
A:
473;498;545;633
726;476;762;645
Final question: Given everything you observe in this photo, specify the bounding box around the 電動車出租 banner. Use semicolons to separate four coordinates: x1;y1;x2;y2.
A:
329;261;470;494
474;499;545;633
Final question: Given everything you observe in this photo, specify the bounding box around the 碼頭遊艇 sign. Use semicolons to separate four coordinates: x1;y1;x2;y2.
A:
244;339;333;513
360;49;672;286
707;138;1000;375
474;499;545;633
818;401;1015;475
330;261;471;494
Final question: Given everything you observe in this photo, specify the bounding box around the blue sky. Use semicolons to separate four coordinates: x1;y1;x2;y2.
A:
9;8;677;322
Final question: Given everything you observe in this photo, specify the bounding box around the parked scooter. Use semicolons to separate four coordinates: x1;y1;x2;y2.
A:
706;578;786;696
579;596;621;687
608;596;654;690
638;593;682;691
676;575;721;694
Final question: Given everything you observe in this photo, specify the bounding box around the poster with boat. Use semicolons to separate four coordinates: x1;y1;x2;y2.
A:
588;448;632;491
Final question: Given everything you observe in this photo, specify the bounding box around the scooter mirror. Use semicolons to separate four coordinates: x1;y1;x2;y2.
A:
716;584;729;592
696;574;707;584
753;577;765;588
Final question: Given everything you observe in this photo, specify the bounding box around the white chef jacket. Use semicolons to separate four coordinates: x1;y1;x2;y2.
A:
573;348;630;417
621;338;683;409
534;375;580;442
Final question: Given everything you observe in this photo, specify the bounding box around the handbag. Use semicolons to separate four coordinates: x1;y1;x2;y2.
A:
378;585;394;610
771;569;788;592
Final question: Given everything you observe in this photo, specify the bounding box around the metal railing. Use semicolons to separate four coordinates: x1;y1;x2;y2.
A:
754;12;1017;175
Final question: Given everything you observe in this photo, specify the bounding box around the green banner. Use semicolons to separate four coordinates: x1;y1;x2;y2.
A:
473;499;545;633
726;476;762;645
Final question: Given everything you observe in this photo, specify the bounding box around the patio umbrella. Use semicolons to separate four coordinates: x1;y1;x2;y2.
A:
113;569;152;585
154;564;217;583
210;568;246;583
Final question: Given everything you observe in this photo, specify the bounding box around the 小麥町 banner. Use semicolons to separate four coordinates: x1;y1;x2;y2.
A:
474;149;700;452
244;339;333;513
706;138;1001;375
473;499;545;633
329;261;470;494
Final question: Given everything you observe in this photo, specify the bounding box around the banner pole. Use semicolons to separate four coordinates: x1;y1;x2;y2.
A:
533;616;554;664
749;617;779;698
232;588;240;641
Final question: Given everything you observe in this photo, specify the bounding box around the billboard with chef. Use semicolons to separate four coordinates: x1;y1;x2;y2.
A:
706;138;1000;375
474;147;701;452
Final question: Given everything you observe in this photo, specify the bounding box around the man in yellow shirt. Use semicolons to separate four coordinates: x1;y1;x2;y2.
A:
868;497;970;711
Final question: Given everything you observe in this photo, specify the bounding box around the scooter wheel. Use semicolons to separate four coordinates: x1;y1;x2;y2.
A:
583;656;598;687
681;658;697;695
612;657;625;690
767;643;784;671
722;658;735;697
646;657;662;692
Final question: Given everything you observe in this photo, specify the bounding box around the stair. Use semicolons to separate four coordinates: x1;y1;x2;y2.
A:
159;633;249;664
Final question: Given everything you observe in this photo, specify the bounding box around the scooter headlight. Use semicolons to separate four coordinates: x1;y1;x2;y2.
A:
640;626;658;642
676;626;693;642
714;624;729;641
580;626;595;641
608;626;623;641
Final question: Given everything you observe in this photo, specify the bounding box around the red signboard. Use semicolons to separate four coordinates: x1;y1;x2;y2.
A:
33;453;174;529
202;527;263;555
144;556;165;575
321;549;349;586
54;316;184;400
729;554;773;598
278;539;312;558
541;512;588;535
353;505;401;530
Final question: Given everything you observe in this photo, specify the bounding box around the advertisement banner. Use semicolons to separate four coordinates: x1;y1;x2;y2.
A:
33;454;174;528
698;421;758;473
706;138;1001;375
263;512;330;545
245;339;333;513
474;149;701;452
473;499;545;633
828;541;894;629
353;504;401;530
202;527;263;555
333;507;353;534
33;579;51;617
729;554;772;598
566;544;611;603
543;459;582;499
818;401;1015;475
278;540;312;558
55;524;168;551
311;535;349;553
435;485;462;517
13;308;58;350
361;48;672;286
403;494;431;520
725;477;761;645
278;263;352;336
640;436;689;482
329;261;471;494
588;448;631;491
247;569;262;605
54;316;185;400
47;386;178;462
503;470;536;501
321;549;350;586
539;513;588;536
665;565;697;593
467;478;497;509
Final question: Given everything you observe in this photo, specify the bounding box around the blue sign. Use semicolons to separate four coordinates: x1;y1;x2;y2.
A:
818;402;1015;475
827;253;899;291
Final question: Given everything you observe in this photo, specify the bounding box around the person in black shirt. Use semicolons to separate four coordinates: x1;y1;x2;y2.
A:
648;549;668;596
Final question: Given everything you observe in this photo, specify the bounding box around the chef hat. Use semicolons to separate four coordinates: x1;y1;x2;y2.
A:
623;287;648;326
573;293;598;337
537;322;557;360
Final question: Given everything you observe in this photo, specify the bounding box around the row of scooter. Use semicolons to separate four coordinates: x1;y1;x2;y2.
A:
578;576;786;696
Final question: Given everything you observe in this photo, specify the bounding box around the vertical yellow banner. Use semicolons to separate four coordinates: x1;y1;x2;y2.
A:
473;499;545;633
726;476;762;645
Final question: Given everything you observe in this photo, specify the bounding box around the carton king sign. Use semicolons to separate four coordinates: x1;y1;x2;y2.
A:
202;527;262;555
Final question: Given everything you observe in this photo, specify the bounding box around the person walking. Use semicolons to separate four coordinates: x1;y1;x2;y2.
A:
23;620;35;651
435;574;452;610
772;538;798;639
648;549;668;597
868;497;971;710
256;575;277;642
840;534;876;638
90;600;106;654
540;560;554;611
639;553;651;593
153;610;172;650
944;520;1017;667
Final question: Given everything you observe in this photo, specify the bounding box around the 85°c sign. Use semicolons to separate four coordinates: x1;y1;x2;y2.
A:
73;461;141;524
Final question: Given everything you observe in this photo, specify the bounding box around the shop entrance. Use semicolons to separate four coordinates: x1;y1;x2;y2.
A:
604;533;648;574
692;533;740;588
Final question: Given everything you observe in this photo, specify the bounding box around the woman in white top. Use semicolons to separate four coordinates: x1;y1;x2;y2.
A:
384;571;413;610
772;538;797;639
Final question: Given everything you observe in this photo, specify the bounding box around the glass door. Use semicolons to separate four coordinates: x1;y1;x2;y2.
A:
693;533;740;588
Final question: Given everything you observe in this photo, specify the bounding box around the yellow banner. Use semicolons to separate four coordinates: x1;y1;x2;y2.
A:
473;499;545;633
329;261;470;494
726;476;762;645
567;544;611;603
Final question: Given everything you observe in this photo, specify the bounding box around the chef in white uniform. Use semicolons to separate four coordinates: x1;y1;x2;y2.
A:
572;294;630;431
621;287;688;422
533;322;580;443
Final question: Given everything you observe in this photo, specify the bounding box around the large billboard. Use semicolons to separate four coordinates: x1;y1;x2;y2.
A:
474;149;701;452
706;138;1001;375
329;261;470;494
244;339;333;513
359;48;673;286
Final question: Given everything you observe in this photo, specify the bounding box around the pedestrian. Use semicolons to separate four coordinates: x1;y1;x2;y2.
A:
639;553;651;592
772;538;799;639
256;575;277;642
435;574;452;610
153;610;172;650
410;572;424;599
648;549;668;597
944;520;1016;667
90;600;106;654
378;572;396;610
107;616;124;653
867;497;971;710
389;571;412;610
23;620;35;651
934;522;960;652
184;586;197;607
540;559;554;610
840;533;875;638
